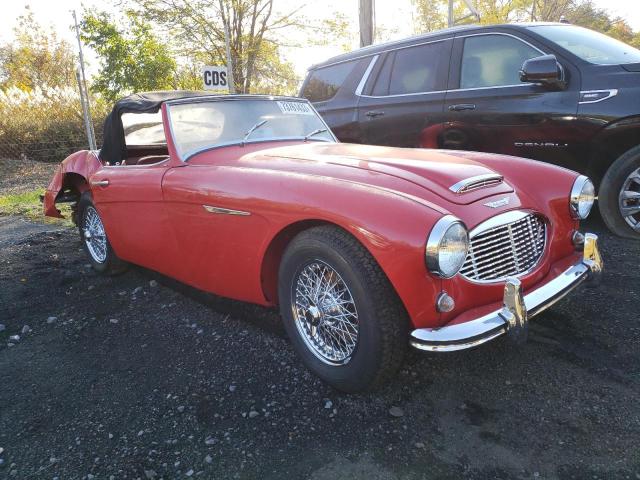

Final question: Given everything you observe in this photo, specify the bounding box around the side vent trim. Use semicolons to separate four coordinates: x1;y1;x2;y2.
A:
449;174;504;194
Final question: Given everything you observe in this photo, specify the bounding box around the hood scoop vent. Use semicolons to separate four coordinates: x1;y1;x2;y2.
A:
449;174;504;194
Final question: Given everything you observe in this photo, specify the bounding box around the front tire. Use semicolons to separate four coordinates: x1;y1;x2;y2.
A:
599;146;640;239
77;193;127;275
278;226;408;393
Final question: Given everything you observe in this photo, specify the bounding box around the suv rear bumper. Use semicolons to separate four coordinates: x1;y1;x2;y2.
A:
410;233;603;352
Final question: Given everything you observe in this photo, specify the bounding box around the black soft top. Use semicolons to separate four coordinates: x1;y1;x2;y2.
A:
99;90;211;164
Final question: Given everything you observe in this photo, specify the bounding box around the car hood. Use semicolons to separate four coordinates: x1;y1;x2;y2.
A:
256;142;514;205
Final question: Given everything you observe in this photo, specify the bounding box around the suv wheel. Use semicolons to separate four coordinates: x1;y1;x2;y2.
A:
599;145;640;239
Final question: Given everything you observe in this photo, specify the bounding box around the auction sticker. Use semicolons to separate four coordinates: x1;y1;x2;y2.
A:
276;101;314;115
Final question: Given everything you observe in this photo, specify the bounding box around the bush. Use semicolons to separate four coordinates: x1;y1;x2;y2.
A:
0;87;109;162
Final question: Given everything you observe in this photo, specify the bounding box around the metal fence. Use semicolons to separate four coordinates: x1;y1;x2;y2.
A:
0;87;106;163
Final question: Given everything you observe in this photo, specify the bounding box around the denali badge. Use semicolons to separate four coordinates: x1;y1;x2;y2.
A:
484;197;510;208
514;141;568;148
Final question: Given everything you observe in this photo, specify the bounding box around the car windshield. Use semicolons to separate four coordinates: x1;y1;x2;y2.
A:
528;24;640;65
167;98;335;159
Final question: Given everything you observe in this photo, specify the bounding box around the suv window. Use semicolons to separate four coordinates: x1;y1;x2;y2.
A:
384;42;444;95
528;25;640;65
302;60;358;102
460;35;541;89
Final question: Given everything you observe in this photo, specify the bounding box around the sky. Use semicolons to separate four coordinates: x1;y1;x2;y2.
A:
1;0;639;80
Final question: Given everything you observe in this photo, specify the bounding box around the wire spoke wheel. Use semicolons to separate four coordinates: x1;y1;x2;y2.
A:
83;206;108;263
619;167;640;231
292;260;359;366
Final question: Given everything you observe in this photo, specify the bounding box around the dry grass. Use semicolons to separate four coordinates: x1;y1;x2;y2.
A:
0;158;72;225
0;157;57;196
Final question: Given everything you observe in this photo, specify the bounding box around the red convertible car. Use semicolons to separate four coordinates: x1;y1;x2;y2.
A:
44;91;603;392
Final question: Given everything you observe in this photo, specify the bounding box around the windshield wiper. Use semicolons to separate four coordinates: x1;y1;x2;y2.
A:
304;128;327;142
242;119;268;146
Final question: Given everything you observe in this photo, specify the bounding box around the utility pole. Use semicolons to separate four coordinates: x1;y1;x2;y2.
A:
448;0;480;28
223;19;236;93
359;0;374;47
72;10;96;150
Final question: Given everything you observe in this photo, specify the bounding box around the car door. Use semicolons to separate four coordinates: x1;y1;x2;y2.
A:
355;38;452;148
90;160;179;275
89;110;180;275
442;30;582;171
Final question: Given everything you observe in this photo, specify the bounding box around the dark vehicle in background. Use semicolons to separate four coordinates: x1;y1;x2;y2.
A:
300;23;640;239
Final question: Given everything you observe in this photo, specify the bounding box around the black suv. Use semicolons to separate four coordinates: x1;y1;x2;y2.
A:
300;22;640;238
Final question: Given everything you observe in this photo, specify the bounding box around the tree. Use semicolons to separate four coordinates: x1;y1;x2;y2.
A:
411;0;640;47
0;7;76;91
126;0;304;94
80;10;179;101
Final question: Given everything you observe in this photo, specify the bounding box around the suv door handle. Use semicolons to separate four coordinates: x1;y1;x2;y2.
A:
448;104;476;112
91;180;109;187
365;110;385;118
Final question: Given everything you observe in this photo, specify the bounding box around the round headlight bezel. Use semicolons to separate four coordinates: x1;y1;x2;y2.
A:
570;175;595;220
426;215;469;279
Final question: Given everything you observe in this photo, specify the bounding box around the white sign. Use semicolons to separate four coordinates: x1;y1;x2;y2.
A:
276;101;314;115
202;66;229;91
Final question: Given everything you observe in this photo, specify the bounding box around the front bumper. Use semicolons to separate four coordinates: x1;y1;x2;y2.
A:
410;233;603;352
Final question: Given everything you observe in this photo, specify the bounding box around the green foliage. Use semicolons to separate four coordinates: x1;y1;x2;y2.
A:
411;0;640;48
129;0;301;94
0;189;73;225
0;7;76;91
80;11;178;101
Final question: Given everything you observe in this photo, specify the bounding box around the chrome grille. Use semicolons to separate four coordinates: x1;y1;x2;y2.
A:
460;212;546;282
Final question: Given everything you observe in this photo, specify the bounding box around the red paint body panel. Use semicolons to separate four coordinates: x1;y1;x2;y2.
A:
44;111;583;331
43;150;101;217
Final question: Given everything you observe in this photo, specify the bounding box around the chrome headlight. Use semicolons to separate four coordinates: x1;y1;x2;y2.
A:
570;175;595;219
426;216;469;278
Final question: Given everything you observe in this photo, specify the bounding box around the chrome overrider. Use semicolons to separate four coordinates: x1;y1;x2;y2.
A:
410;233;603;352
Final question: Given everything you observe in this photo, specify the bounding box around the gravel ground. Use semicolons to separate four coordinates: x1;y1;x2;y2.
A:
0;215;638;480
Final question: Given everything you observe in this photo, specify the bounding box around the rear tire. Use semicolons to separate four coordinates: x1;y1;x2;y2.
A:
77;192;127;275
278;226;408;393
599;146;640;239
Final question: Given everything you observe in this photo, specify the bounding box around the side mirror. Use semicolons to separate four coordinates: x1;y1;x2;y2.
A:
520;54;566;90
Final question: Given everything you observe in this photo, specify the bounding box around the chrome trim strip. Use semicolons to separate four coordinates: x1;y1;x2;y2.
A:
203;205;251;216
579;89;618;104
355;55;379;96
449;173;504;193
410;233;603;352
357;83;537;99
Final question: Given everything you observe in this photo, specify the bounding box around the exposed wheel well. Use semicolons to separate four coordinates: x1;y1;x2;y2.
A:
59;173;89;225
260;220;353;305
588;128;640;185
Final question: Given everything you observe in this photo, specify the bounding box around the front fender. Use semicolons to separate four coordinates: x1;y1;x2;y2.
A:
43;150;102;218
162;165;446;328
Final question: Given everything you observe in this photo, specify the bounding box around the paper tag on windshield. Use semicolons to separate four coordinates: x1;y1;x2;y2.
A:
276;101;314;115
